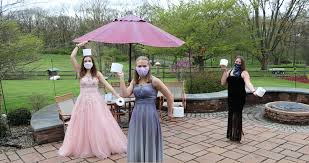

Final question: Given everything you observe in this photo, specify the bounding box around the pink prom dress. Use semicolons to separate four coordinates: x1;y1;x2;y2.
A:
58;75;127;159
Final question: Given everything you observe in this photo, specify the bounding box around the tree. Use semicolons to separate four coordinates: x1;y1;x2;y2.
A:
239;0;309;70
0;0;24;18
147;0;252;69
299;15;309;65
0;20;43;79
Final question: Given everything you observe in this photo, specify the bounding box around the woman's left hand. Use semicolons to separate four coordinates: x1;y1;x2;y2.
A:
253;91;258;97
115;94;122;99
168;111;173;120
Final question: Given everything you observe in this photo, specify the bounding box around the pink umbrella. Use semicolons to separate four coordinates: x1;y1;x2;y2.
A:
74;15;185;81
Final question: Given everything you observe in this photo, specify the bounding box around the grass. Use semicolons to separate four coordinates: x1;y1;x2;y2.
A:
1;80;80;112
23;54;131;72
24;54;78;71
251;77;309;88
1;76;308;112
1;54;307;112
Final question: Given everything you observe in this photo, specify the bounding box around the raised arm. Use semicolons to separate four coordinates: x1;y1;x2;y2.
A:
70;41;88;75
242;71;256;94
152;77;174;119
221;65;229;86
117;72;134;98
97;71;121;98
70;47;80;74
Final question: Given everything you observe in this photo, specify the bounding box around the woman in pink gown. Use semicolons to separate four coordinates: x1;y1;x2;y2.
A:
58;41;127;159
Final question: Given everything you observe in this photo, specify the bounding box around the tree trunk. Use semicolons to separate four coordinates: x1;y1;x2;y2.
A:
261;53;268;70
274;57;279;65
197;55;204;72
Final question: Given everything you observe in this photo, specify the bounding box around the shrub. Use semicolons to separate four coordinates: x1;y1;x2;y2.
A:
7;108;31;126
0;114;8;138
29;94;48;111
185;71;226;93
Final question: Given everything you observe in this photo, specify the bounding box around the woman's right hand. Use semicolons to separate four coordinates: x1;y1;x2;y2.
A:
116;72;125;79
220;65;227;72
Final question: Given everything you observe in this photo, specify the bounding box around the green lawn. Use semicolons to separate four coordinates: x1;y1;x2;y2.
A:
22;54;308;78
1;54;307;112
1;80;80;112
23;54;130;72
1;77;308;112
24;54;78;71
251;77;309;88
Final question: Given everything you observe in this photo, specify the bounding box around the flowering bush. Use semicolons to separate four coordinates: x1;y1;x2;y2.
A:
171;59;191;73
281;76;309;84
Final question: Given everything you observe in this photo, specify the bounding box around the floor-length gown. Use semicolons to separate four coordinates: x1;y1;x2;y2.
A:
58;75;127;159
227;70;246;141
127;83;163;162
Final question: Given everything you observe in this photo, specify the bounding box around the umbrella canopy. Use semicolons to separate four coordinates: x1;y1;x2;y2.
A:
74;15;185;81
74;15;184;47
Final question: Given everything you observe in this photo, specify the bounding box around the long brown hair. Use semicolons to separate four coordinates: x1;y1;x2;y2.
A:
79;56;97;78
134;56;152;84
235;55;246;71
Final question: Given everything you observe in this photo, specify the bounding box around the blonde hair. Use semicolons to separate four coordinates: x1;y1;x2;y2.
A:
134;56;152;84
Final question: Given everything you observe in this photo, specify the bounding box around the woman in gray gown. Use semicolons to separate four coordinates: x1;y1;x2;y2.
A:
117;56;173;163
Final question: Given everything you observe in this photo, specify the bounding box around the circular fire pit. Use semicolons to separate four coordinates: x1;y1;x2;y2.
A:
264;101;309;125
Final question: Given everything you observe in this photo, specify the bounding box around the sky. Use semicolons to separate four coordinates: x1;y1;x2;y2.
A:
2;0;184;16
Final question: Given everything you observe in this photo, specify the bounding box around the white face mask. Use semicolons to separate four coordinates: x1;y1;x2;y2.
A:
84;62;93;70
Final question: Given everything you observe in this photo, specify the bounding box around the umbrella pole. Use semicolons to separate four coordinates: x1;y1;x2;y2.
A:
189;48;192;93
128;43;132;83
51;59;56;96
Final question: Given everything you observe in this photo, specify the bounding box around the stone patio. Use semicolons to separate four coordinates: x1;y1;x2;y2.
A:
2;105;309;163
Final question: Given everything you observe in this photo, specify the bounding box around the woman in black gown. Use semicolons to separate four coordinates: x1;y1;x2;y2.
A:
221;56;257;142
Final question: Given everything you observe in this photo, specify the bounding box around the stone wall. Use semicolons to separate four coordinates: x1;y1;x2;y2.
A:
264;105;309;125
31;103;65;145
32;126;64;144
185;88;309;113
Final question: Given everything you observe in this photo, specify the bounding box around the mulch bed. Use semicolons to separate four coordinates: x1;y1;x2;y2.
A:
0;125;36;153
281;76;309;84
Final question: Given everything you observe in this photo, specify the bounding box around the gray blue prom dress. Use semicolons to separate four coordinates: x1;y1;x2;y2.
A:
127;82;163;162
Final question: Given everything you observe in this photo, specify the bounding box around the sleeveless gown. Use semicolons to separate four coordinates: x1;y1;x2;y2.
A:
226;70;246;141
127;83;163;162
58;75;127;159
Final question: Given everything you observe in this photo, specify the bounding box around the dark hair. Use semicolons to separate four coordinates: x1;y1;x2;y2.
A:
134;56;152;84
235;55;246;71
79;56;97;78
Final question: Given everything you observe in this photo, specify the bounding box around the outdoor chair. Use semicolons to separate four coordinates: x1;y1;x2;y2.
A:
54;92;75;129
163;81;187;116
105;82;127;122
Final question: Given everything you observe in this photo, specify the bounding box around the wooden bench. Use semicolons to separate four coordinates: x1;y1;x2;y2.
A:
269;68;285;75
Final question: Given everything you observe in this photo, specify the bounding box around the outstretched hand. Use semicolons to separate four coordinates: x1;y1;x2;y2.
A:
253;91;258;97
